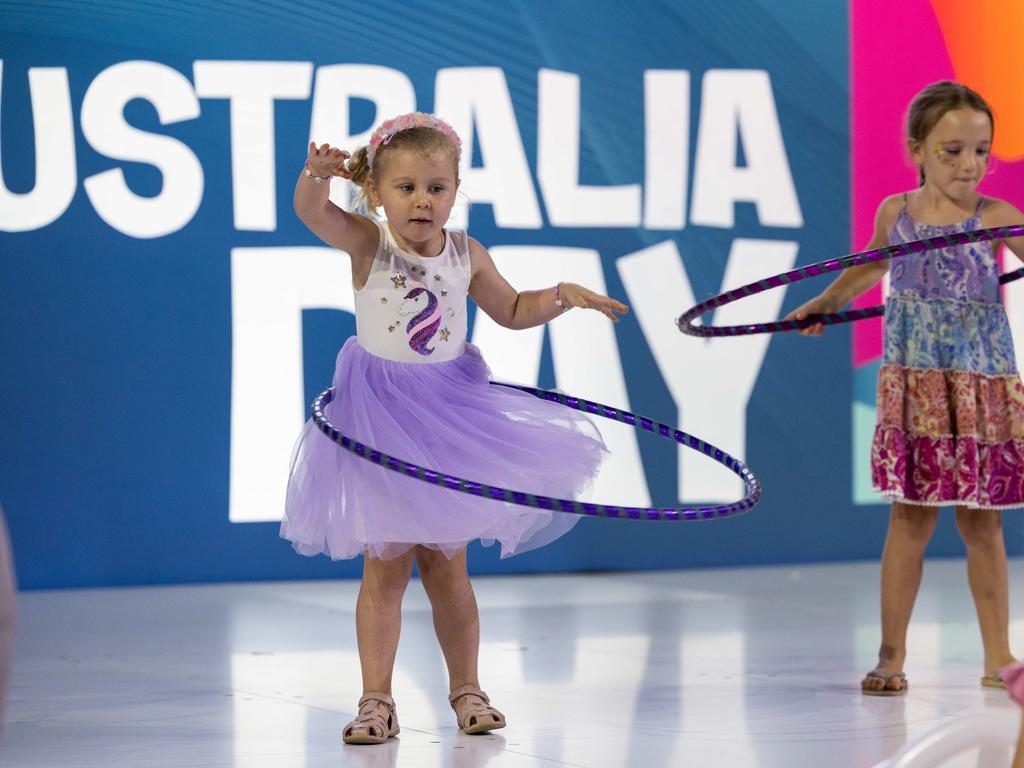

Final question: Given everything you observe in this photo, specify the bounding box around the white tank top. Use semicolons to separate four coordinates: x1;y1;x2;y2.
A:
354;221;471;363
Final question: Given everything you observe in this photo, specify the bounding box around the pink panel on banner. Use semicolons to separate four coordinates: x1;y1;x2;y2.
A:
852;0;1024;367
850;0;952;367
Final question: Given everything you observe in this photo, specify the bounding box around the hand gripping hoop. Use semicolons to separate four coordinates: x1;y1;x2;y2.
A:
677;225;1024;337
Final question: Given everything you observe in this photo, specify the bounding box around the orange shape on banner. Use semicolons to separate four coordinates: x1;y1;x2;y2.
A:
930;0;1024;160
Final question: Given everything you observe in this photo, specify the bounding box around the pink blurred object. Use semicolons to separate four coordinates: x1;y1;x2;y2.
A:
1003;662;1024;706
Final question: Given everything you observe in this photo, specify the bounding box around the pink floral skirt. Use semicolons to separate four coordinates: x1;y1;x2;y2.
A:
871;365;1024;507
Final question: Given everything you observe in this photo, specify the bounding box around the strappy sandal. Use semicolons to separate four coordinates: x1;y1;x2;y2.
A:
981;674;1007;690
448;684;506;734
862;670;908;697
342;691;400;745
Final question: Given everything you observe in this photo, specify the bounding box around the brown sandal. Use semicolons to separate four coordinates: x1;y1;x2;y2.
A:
342;691;400;745
862;670;908;697
449;684;506;734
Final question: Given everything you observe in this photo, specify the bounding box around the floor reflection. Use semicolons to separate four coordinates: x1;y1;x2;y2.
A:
0;559;1020;767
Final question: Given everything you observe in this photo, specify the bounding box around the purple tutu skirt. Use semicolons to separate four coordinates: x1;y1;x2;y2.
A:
281;338;608;560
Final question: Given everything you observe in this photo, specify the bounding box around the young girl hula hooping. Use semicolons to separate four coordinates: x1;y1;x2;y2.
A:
283;112;628;742
789;82;1024;696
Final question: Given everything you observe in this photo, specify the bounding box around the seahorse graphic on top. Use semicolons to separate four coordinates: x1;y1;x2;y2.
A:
398;281;441;356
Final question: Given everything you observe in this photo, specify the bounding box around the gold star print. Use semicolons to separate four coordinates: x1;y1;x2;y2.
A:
433;274;442;282
440;327;450;342
441;289;448;297
387;324;396;333
390;273;407;289
447;308;455;317
380;296;388;304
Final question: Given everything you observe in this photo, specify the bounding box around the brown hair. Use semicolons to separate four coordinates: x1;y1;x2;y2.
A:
907;81;994;185
347;127;460;216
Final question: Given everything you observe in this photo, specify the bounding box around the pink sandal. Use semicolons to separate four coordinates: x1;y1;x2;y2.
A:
449;684;506;734
342;691;400;745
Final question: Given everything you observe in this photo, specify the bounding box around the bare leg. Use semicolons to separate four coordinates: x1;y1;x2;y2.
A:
862;502;939;693
956;507;1016;677
356;549;414;697
415;546;480;691
415;546;503;731
342;550;414;743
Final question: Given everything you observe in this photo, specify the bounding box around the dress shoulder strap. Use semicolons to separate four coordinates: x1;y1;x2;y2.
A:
446;228;471;259
367;219;393;271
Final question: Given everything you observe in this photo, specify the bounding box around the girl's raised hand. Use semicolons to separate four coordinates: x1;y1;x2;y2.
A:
307;142;352;180
560;283;630;323
783;294;841;336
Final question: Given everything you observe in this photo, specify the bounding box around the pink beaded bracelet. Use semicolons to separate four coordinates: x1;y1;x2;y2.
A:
554;282;570;313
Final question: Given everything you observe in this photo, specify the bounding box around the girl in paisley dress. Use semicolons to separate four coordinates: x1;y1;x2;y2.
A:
789;82;1024;696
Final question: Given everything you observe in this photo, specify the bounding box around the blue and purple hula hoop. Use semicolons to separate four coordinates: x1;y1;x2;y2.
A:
678;225;1024;338
312;383;761;522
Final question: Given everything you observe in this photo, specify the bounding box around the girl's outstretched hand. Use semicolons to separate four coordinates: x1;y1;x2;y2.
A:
559;283;630;323
307;142;351;180
783;294;841;336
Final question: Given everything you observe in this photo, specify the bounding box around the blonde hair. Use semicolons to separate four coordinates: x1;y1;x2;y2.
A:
907;81;994;186
347;126;460;216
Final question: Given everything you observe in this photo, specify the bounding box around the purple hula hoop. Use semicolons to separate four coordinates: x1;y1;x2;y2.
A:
312;382;761;522
677;225;1024;337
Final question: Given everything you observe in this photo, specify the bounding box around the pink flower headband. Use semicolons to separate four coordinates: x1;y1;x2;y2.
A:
366;112;462;168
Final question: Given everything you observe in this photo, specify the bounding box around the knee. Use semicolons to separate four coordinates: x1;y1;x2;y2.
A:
416;548;467;592
956;509;1002;547
365;572;411;600
362;555;413;598
890;505;938;546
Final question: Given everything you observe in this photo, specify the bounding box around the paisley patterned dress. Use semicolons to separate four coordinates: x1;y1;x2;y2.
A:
871;197;1024;507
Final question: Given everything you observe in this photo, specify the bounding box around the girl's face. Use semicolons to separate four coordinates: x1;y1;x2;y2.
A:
911;107;992;198
368;148;459;255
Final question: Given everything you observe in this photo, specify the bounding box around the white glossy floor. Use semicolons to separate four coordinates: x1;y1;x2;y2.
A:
1;559;1021;768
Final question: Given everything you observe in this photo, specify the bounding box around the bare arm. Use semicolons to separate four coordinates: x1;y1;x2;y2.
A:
785;194;900;335
980;198;1024;266
294;143;379;270
467;238;628;330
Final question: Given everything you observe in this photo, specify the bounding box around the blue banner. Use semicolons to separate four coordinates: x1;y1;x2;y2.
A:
3;0;1005;589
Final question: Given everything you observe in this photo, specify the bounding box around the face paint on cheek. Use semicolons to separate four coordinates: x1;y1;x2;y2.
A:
934;142;959;167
